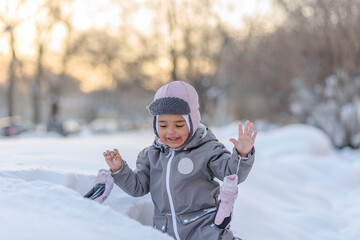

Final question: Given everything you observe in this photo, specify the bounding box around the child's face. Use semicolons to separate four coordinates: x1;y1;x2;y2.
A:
158;114;189;148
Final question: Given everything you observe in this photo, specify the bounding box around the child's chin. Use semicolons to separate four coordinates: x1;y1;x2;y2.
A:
167;141;184;148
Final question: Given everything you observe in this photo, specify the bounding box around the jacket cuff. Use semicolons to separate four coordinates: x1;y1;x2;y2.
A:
109;161;126;175
238;147;255;160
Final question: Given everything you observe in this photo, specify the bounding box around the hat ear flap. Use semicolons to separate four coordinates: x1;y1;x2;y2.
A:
182;114;191;135
153;116;159;137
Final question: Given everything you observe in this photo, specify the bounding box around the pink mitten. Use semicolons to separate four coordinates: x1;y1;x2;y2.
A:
214;174;238;228
84;169;114;203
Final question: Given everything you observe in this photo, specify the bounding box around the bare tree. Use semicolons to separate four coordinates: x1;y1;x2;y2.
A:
0;0;28;121
46;0;75;128
166;0;178;81
73;30;123;89
16;0;75;129
3;25;19;119
142;0;235;124
32;6;57;124
272;0;360;147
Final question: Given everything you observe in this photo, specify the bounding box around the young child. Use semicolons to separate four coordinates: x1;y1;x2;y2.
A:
103;81;256;240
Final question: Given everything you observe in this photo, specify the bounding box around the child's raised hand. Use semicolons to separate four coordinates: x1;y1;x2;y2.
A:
103;148;123;172
230;120;257;157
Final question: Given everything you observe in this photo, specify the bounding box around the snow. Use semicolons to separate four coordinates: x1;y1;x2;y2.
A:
0;124;359;240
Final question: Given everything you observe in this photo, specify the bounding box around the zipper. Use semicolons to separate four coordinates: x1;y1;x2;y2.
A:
166;148;181;240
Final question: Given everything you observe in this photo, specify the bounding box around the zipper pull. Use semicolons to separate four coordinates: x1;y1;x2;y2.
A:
166;148;174;158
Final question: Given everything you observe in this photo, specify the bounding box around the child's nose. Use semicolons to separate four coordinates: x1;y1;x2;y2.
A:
168;127;176;134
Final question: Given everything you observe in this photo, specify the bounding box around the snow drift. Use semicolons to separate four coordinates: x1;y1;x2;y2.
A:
0;124;359;240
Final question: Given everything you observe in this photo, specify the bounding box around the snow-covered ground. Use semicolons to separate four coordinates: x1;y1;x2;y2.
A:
0;123;359;240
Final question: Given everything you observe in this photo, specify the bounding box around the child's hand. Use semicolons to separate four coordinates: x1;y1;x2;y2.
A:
103;149;123;172
230;120;257;157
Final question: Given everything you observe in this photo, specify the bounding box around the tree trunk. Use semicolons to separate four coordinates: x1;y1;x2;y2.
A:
33;44;44;124
7;29;17;123
212;33;230;126
167;0;177;81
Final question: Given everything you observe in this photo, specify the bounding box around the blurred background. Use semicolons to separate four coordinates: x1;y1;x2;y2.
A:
0;0;359;149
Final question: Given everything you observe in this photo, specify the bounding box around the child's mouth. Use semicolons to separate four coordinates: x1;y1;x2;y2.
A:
167;137;180;143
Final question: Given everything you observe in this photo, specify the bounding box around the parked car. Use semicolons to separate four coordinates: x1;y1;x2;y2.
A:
47;119;84;136
0;116;26;137
89;118;118;134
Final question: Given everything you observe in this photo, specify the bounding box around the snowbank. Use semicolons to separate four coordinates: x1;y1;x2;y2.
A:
0;175;169;240
0;124;359;240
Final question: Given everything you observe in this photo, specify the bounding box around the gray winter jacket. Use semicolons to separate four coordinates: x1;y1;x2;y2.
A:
112;125;255;240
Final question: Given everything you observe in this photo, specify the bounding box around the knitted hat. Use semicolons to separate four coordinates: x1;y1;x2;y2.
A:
148;81;201;138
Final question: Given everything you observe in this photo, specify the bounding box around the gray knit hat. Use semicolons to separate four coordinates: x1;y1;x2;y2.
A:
149;97;190;116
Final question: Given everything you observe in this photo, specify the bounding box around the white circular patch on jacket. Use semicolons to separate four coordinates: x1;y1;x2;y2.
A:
178;157;194;174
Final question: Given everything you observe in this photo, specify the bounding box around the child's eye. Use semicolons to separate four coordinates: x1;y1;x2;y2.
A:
176;125;185;128
159;125;167;128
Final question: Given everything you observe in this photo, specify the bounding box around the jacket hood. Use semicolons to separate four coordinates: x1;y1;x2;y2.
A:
148;81;201;138
153;124;213;152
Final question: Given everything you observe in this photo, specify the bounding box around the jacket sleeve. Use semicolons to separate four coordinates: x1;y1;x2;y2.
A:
207;141;255;184
111;148;151;197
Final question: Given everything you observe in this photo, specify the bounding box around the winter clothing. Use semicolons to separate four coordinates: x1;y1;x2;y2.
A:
148;81;201;138
84;169;114;203
112;125;255;240
112;81;254;239
214;174;239;229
